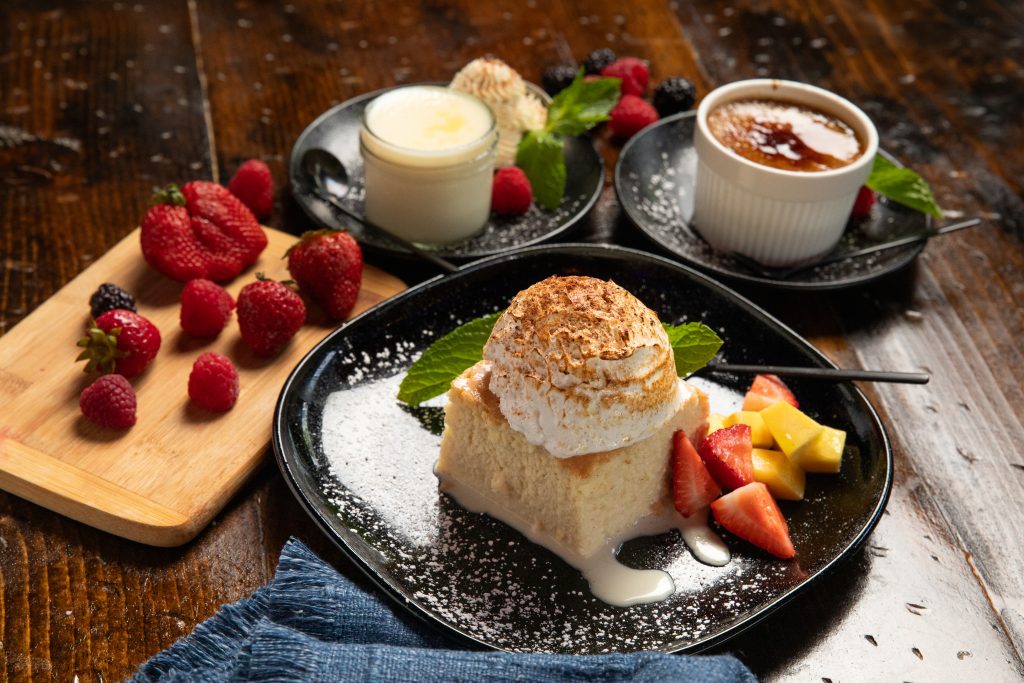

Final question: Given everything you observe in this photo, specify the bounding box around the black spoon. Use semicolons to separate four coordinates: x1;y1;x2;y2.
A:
700;364;929;384
301;148;459;273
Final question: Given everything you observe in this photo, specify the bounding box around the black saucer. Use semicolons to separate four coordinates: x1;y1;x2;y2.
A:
289;84;604;261
614;112;932;290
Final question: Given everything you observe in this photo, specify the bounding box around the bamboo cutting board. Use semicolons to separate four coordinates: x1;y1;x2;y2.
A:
0;227;405;546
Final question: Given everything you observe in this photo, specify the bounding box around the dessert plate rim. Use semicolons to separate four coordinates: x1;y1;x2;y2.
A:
614;111;930;291
272;242;894;654
288;83;604;261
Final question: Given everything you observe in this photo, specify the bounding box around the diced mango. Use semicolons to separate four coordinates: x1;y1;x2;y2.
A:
751;448;806;500
707;413;726;435
724;411;774;448
761;401;823;458
793;425;846;473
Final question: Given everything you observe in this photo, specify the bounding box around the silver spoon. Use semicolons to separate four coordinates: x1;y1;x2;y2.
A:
301;148;459;273
731;217;982;280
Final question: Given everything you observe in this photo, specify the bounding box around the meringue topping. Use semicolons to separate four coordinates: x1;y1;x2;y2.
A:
483;276;682;457
450;57;548;167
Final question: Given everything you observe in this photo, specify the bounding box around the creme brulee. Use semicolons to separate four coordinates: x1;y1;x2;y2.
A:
707;98;863;172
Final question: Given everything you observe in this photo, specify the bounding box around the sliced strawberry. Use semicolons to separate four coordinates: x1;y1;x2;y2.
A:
698;424;753;490
742;373;799;412
711;482;795;559
672;431;721;518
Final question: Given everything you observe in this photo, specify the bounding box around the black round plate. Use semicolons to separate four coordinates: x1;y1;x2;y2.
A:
289;85;603;261
273;244;893;655
615;112;931;290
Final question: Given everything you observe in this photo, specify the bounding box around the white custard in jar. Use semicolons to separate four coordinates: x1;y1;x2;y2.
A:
360;86;497;244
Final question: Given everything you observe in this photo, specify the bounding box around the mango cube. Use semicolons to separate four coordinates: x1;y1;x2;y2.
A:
707;413;726;435
751;448;806;500
793;425;846;473
761;401;823;458
724;411;774;448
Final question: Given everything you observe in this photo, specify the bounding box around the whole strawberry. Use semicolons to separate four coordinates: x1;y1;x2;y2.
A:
237;276;306;356
180;278;235;337
286;231;363;321
227;159;273;219
80;374;137;429
140;182;268;283
77;309;162;378
188;352;239;412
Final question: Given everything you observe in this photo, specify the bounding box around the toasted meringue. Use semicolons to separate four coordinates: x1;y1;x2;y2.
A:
482;276;682;457
450;57;548;167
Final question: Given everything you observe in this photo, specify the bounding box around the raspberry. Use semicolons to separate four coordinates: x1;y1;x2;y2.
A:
850;186;876;219
583;48;616;75
80;374;137;429
180;279;236;337
89;283;136;318
601;57;650;97
227;159;274;219
237;277;306;356
652;77;697;117
542;64;578;96
609;94;659;139
491;167;533;216
188;352;239;412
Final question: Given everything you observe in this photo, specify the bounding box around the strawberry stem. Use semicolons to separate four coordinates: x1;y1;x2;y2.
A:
152;184;186;207
76;321;127;374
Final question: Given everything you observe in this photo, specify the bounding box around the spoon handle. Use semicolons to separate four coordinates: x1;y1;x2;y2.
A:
311;187;459;273
704;363;930;384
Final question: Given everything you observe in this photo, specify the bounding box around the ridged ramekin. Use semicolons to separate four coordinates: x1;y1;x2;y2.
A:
692;79;878;267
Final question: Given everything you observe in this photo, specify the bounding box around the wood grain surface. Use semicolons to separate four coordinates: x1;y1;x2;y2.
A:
1;0;1023;681
0;226;404;547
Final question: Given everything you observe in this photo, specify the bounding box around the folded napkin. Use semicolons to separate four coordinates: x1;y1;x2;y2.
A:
133;539;756;682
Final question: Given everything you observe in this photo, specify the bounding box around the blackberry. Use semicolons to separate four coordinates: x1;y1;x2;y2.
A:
652;77;697;117
89;283;136;318
582;48;616;75
542;63;578;96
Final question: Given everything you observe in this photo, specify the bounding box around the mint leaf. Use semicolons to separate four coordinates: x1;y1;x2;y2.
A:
663;322;723;377
547;72;621;137
397;312;502;406
516;130;566;210
866;155;942;219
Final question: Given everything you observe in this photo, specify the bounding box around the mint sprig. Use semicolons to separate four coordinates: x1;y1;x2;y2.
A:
396;313;502;406
662;322;724;376
866;155;942;218
396;313;722;406
516;71;621;209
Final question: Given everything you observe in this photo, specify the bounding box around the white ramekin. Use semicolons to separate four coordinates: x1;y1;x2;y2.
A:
692;79;878;267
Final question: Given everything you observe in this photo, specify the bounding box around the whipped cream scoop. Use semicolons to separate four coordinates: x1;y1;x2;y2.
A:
450;57;547;167
483;276;682;457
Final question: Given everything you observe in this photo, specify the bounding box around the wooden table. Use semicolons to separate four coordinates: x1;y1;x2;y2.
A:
2;1;1022;680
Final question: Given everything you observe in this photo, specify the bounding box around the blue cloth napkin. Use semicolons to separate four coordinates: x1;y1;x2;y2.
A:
133;538;756;682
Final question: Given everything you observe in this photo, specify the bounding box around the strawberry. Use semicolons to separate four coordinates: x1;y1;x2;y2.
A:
188;352;239;412
79;374;137;429
601;56;650;96
491;167;533;215
711;482;795;559
742;374;799;412
698;424;754;490
672;431;721;518
609;95;659;139
227;159;273;219
850;185;875;219
140;182;268;283
286;231;363;321
180;278;235;337
77;309;161;378
236;276;306;356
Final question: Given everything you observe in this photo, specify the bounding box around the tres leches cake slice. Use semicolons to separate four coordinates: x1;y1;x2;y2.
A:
435;276;728;606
